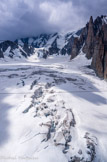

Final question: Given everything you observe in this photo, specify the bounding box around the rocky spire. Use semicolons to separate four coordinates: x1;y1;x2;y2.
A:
70;15;107;79
91;24;107;79
83;16;94;59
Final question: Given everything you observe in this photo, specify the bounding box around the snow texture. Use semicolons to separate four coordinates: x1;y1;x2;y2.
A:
0;53;107;162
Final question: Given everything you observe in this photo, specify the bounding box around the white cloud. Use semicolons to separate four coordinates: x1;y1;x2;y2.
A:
40;1;85;31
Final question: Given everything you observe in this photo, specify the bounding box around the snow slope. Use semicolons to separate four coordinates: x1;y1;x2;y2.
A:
0;53;107;162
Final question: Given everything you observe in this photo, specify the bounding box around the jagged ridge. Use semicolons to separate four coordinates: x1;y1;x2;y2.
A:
71;15;107;79
0;30;82;60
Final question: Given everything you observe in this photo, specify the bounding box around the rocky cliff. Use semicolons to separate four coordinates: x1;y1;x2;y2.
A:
70;27;87;59
71;15;107;79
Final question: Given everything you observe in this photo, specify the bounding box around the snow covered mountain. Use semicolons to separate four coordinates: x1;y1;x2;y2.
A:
0;15;107;79
15;30;82;57
0;15;107;162
0;40;28;60
0;30;82;60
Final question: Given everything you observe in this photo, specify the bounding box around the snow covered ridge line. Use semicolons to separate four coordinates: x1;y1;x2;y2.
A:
0;29;82;60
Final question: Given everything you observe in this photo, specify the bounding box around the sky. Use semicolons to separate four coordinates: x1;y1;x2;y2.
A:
0;0;106;40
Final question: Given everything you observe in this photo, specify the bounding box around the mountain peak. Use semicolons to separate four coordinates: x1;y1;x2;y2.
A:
70;15;107;79
89;16;93;24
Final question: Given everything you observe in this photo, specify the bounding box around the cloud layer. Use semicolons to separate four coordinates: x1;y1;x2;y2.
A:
0;0;106;40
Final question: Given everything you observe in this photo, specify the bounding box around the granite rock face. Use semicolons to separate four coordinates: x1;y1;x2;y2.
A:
91;24;107;79
71;15;107;79
70;37;80;59
70;27;87;59
83;16;94;59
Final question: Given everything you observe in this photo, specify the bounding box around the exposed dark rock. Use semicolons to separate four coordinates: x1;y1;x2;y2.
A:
37;49;49;59
70;27;87;59
49;37;60;55
0;40;27;58
0;41;17;52
0;50;4;58
71;15;107;79
70;37;80;59
23;44;34;56
83;16;94;59
61;33;76;55
91;17;107;79
91;30;104;78
78;149;82;155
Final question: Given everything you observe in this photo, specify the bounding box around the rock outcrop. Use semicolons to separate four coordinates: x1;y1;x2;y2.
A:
70;27;87;59
0;49;4;58
83;16;94;59
91;24;107;79
71;15;107;79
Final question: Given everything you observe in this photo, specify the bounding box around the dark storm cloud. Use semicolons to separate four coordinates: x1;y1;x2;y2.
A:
0;0;106;40
71;0;107;18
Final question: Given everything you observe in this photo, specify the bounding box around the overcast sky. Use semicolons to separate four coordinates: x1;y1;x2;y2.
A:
0;0;106;40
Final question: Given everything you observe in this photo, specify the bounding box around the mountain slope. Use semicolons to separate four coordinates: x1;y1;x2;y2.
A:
0;41;27;59
0;30;82;60
16;31;82;55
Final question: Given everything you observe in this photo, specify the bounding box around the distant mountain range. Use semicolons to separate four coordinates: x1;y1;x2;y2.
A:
0;30;82;59
0;15;107;79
